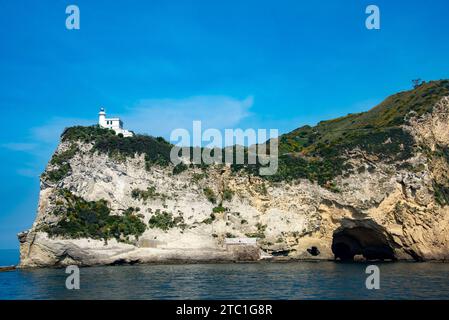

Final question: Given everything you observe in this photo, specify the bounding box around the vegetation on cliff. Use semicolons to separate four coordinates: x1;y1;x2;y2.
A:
62;126;173;168
433;182;449;206
41;189;146;242
131;186;159;202
233;80;449;188
148;209;185;231
42;144;79;183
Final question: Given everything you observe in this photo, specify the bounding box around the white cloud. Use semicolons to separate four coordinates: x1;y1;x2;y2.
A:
3;117;92;177
30;117;93;144
124;95;254;137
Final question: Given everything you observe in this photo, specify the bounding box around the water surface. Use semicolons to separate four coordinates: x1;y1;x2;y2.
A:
1;250;448;299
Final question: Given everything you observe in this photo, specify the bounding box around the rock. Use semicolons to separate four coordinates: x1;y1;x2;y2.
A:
17;96;449;267
0;266;16;272
307;246;320;256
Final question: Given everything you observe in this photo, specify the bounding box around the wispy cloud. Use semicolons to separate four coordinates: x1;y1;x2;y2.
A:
3;118;92;177
124;95;254;137
30;117;93;144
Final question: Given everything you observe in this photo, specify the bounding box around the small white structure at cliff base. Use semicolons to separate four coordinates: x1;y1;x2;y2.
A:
98;107;134;137
224;237;258;245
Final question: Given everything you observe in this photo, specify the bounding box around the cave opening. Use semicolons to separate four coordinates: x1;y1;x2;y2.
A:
332;226;396;261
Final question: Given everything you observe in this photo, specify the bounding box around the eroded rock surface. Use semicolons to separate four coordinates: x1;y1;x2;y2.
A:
18;95;449;267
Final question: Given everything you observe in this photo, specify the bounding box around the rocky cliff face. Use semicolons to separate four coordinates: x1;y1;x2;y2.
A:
18;82;449;267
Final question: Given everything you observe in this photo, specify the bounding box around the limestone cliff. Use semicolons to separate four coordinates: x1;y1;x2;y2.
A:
18;80;449;267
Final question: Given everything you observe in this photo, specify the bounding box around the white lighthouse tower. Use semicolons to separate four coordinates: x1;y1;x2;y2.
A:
98;107;107;127
98;107;134;137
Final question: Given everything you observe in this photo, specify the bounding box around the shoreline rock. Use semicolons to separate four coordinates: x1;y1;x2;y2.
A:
18;91;449;267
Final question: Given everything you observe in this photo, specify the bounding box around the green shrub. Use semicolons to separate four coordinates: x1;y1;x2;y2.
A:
223;189;234;201
202;213;216;224
433;181;449;206
43;164;72;183
325;181;341;193
42;144;79;183
212;206;226;213
62;125;115;143
42;189;146;241
173;163;188;175
255;183;268;195
61;126;173;170
148;210;183;231
203;187;217;204
94;134;172;168
50;145;78;166
192;172;207;182
131;186;158;201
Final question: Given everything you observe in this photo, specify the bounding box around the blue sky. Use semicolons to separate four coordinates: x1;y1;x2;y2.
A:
0;0;448;249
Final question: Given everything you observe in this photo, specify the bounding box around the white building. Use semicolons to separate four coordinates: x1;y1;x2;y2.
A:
98;108;134;137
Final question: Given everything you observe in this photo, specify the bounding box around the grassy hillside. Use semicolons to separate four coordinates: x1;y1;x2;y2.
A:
280;80;449;156
243;80;449;187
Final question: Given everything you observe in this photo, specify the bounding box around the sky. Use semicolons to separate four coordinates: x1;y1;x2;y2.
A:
0;0;448;249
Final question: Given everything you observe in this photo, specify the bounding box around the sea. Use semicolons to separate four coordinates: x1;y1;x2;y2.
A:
1;249;448;300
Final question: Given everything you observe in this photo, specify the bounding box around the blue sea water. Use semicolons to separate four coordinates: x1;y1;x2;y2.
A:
1;249;448;300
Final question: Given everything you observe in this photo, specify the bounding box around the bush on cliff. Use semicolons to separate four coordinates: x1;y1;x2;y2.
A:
131;186;158;202
203;187;217;204
42;189;146;242
433;181;449;206
41;144;80;183
43;164;72;183
61;126;173;169
148;210;185;231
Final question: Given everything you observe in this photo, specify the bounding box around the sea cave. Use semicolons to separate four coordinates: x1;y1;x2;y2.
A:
331;226;396;261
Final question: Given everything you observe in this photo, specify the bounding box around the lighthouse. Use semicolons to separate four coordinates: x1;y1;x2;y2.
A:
98;107;107;127
98;107;134;137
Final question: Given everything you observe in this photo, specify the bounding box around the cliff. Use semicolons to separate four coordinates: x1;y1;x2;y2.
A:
18;80;449;267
